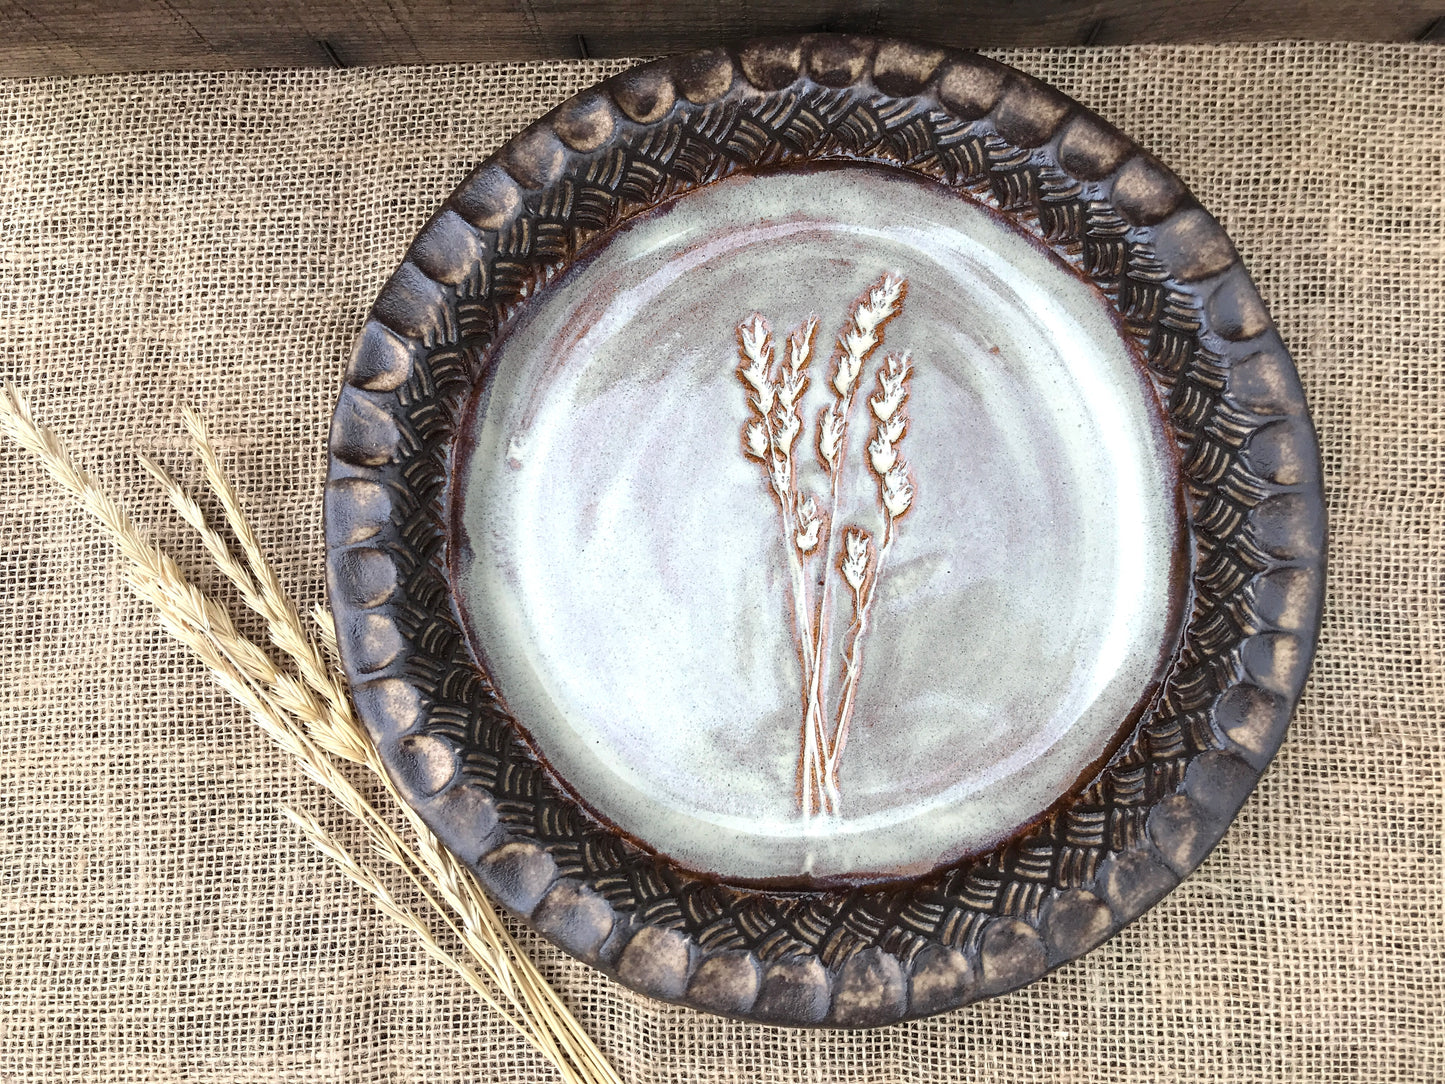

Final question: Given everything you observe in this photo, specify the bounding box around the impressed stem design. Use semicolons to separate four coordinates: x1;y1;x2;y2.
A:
734;273;914;819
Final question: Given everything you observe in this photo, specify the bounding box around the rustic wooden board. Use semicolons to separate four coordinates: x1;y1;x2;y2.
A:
0;1;1440;77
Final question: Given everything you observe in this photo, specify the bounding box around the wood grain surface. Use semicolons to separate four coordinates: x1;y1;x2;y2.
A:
0;1;1441;78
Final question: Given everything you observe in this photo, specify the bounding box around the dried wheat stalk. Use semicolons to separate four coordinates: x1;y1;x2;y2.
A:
0;383;620;1084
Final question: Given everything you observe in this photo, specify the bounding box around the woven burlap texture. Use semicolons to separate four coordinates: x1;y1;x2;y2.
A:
0;42;1439;1082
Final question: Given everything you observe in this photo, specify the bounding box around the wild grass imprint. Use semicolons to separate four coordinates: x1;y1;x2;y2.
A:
734;273;916;820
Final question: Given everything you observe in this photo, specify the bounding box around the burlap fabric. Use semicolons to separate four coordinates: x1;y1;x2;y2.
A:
0;42;1439;1081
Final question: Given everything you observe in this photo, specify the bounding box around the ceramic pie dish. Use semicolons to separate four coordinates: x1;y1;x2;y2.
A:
324;35;1324;1026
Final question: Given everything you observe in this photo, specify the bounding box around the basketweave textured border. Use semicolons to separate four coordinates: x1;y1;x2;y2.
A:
324;34;1325;1026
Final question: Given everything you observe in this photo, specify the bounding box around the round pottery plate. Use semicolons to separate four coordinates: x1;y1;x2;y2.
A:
325;36;1324;1027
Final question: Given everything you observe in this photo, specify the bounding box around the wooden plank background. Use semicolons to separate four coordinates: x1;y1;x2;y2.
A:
0;0;1442;77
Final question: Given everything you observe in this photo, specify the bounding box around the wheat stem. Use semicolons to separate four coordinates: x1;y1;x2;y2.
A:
180;408;366;765
826;348;914;799
137;454;366;765
805;275;905;810
0;384;618;1084
171;491;614;1082
738;316;828;816
734;277;907;819
279;807;537;1040
129;535;522;1017
827;515;893;791
170;418;611;1058
177;433;618;1081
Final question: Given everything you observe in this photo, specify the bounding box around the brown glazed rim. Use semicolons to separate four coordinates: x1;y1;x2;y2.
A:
324;35;1325;1028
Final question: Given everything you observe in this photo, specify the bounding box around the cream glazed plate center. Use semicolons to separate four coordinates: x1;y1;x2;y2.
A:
449;165;1185;884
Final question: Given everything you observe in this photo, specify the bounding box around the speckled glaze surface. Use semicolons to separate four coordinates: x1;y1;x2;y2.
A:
325;36;1325;1027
